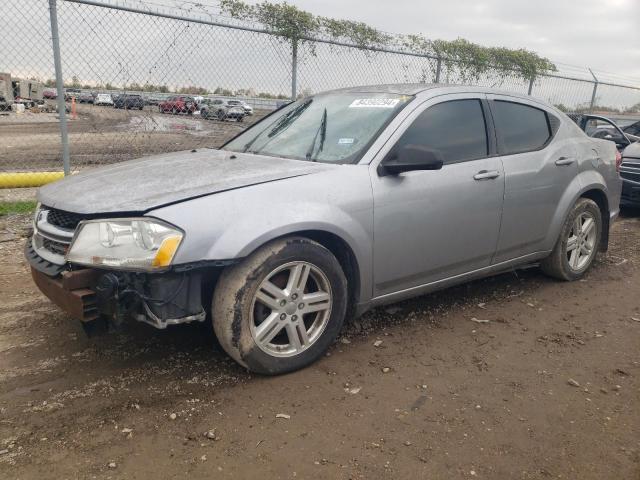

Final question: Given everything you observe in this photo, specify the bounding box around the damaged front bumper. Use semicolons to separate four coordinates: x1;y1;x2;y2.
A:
26;239;212;333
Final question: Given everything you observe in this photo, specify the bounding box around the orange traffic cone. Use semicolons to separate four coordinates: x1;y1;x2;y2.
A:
71;96;77;119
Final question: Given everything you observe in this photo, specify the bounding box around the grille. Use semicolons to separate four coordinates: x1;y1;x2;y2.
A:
45;207;84;230
620;159;640;183
42;237;69;256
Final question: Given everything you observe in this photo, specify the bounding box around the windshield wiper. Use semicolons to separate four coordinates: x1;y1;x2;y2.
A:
266;99;312;139
242;99;312;153
305;108;327;162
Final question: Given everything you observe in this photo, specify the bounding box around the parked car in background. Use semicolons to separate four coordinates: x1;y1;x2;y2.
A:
77;91;95;104
622;119;640;140
226;99;253;115
43;89;57;100
113;94;144;110
27;85;621;375
200;98;245;121
65;88;81;101
94;93;114;106
619;141;640;208
158;95;197;114
146;94;166;106
567;113;633;152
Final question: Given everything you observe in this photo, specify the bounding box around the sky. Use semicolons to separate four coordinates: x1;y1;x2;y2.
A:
2;0;639;109
290;0;640;82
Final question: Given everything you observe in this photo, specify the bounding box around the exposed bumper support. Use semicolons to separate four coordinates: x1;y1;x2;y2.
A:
30;267;100;322
30;265;208;332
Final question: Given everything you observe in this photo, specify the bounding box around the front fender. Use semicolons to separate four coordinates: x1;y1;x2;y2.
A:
149;166;374;303
217;213;367;261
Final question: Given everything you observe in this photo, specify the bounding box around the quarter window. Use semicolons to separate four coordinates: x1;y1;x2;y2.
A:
391;99;488;165
492;101;551;155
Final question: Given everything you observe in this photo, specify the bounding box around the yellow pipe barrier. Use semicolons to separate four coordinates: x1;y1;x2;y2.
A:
0;171;66;188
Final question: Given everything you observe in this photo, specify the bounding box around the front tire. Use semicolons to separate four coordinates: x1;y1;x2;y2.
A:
212;237;348;375
541;198;602;281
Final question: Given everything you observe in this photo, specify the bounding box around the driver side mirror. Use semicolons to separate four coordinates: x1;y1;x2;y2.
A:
378;144;445;176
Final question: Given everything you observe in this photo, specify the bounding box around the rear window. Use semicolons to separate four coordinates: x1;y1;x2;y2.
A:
492;101;551;155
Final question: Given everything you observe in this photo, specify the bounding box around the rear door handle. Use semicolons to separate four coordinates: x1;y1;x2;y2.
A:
473;170;501;180
555;157;575;166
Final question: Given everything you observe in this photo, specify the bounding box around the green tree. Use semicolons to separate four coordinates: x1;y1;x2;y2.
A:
220;0;556;82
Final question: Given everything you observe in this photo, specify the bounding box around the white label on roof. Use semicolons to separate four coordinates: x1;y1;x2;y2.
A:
338;138;354;144
349;98;399;108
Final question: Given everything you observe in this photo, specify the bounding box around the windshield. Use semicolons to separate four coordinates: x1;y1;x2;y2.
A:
223;92;412;163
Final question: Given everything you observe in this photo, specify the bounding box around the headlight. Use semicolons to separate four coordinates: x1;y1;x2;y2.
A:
33;202;42;226
66;218;183;271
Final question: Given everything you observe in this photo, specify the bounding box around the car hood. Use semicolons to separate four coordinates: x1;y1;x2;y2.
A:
38;149;336;214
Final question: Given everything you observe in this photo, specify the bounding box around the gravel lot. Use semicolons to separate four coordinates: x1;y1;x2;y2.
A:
0;208;638;479
0;103;264;172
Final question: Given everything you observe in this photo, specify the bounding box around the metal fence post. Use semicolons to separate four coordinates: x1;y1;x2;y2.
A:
588;68;598;113
527;77;534;95
435;56;442;83
291;39;298;101
48;0;70;176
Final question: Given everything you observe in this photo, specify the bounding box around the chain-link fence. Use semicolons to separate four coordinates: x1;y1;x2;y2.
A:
1;0;640;182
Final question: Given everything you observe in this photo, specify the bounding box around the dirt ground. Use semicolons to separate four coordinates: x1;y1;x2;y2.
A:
0;208;638;479
0;103;264;172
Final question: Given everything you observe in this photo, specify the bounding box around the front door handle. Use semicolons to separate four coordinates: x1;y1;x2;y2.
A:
555;157;575;166
473;170;501;180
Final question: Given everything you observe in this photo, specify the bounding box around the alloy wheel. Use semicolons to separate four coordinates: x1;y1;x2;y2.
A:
566;211;597;271
250;261;332;357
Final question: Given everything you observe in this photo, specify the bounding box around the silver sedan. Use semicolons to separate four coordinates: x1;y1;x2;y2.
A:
30;84;622;374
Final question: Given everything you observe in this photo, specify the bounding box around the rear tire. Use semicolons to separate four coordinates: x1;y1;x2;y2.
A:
212;237;348;375
541;198;602;281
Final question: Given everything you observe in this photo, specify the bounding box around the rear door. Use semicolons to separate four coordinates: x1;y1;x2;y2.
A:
370;94;505;297
488;95;577;263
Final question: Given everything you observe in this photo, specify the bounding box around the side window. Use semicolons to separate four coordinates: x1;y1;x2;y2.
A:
391;99;488;164
492;100;551;155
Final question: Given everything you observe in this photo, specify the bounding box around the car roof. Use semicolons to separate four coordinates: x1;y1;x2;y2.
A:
327;83;443;95
322;83;549;105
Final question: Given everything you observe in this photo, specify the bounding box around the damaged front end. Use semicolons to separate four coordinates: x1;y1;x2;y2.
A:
28;239;209;335
26;205;224;335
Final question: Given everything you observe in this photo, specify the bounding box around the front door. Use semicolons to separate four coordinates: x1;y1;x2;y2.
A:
370;95;505;298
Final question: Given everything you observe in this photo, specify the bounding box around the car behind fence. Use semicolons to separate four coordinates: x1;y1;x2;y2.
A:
1;0;639;186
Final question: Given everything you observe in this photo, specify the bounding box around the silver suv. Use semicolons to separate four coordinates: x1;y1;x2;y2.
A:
28;84;622;375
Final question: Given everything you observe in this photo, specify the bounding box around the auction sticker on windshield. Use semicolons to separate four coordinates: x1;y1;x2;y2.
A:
349;98;400;108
